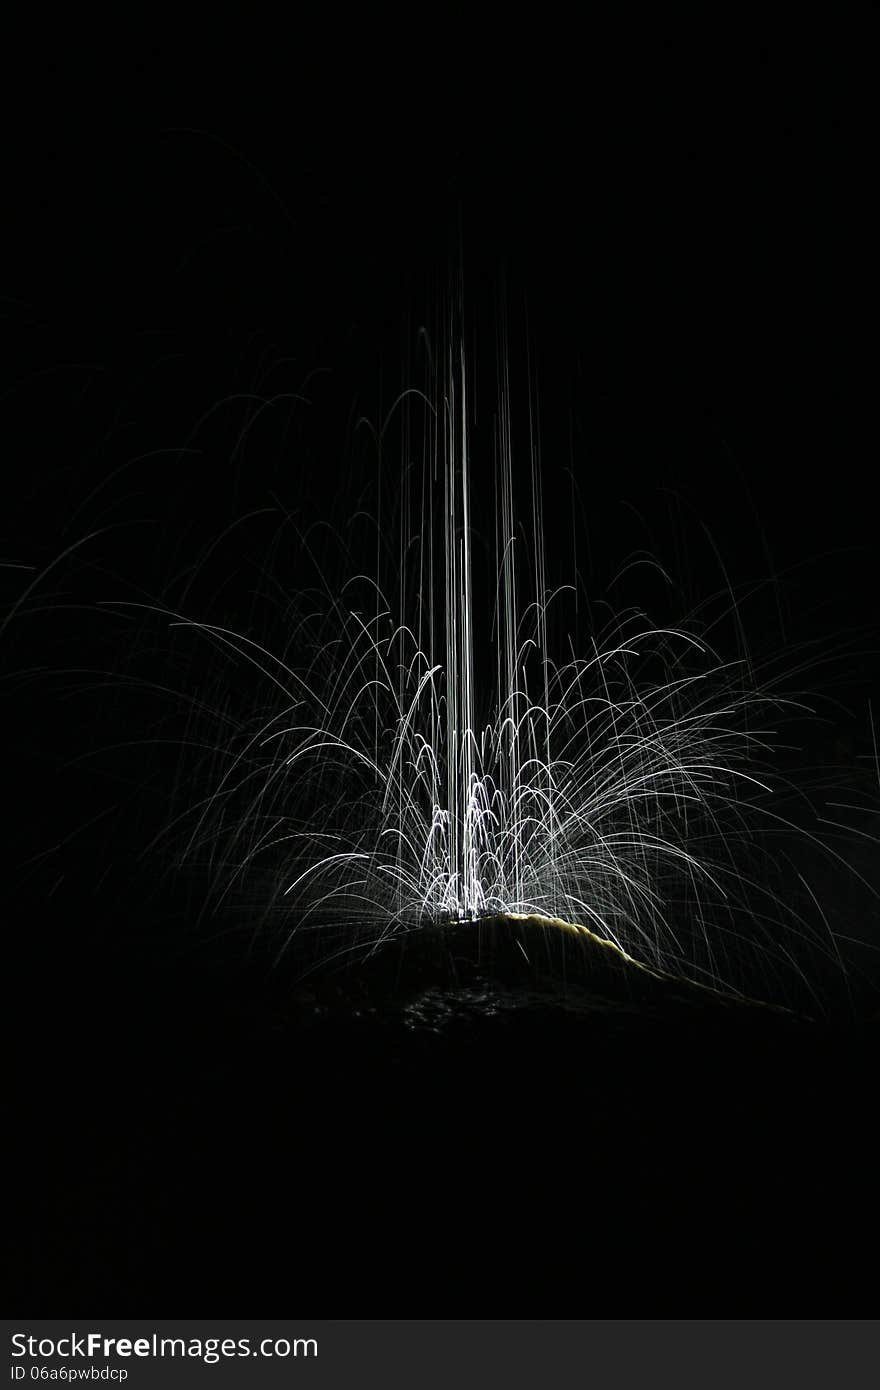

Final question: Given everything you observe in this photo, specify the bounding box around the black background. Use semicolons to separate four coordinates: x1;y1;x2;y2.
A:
5;27;880;1314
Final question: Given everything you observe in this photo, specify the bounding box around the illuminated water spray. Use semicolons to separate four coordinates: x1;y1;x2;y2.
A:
399;294;564;925
435;304;561;923
442;328;478;917
170;291;846;998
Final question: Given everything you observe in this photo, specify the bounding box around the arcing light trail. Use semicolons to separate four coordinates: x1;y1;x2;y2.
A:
170;301;846;1002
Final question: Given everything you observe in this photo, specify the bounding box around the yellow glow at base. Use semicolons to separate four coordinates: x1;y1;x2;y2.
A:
469;912;793;1014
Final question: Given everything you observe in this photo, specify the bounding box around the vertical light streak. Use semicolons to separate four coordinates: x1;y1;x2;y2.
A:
170;291;847;1003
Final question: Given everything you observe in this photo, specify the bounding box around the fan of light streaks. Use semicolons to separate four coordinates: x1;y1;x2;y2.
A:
165;295;848;1003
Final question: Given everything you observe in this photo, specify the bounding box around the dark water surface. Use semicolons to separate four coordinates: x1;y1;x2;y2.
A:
11;912;879;1314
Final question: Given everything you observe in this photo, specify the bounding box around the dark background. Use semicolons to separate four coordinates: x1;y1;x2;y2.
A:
5;30;880;1313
